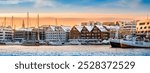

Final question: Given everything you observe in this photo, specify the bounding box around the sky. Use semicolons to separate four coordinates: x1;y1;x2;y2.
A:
0;0;150;28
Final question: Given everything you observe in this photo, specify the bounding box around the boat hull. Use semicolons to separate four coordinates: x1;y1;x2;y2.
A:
22;41;40;46
120;43;150;48
110;41;121;48
0;42;6;45
120;40;150;48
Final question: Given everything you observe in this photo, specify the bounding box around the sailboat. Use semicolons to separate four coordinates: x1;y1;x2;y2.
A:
22;12;40;46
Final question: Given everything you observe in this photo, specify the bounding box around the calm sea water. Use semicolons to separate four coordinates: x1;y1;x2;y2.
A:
0;45;150;56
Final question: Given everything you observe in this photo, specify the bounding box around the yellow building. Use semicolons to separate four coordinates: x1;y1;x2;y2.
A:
136;19;150;36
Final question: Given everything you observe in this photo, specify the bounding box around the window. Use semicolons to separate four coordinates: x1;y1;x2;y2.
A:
144;26;147;29
141;31;144;33
140;27;142;29
139;23;145;25
147;22;149;25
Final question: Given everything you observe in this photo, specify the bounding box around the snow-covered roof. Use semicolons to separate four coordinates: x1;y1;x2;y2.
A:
61;26;71;32
96;25;108;32
104;26;120;30
50;26;56;31
16;28;33;31
75;26;83;32
85;25;94;32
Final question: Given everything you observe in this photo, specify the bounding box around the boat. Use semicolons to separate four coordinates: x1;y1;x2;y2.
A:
110;39;121;48
102;40;110;45
48;41;63;46
120;35;150;48
39;41;48;45
0;41;6;45
5;41;22;45
22;40;40;46
69;40;81;45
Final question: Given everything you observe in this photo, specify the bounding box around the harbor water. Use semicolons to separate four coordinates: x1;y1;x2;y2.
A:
0;45;150;56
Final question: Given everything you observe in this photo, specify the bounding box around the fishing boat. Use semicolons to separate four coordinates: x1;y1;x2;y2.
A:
120;35;150;48
110;39;121;48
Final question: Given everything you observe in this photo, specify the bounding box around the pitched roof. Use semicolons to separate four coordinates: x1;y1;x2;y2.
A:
61;26;71;32
85;25;94;32
96;25;108;32
75;26;83;32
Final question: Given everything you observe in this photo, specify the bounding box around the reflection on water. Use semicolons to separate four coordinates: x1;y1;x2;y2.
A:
0;45;150;56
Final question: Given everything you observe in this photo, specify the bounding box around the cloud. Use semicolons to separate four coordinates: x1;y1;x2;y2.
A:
0;0;56;7
34;0;56;7
117;0;142;8
0;0;21;4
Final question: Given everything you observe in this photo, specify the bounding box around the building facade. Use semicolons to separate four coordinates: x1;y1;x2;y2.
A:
45;25;71;43
0;27;13;42
69;23;109;42
118;21;136;36
136;19;150;36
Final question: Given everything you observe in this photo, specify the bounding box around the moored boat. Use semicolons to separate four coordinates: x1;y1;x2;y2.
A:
120;35;150;48
22;40;40;46
0;41;6;45
110;39;121;48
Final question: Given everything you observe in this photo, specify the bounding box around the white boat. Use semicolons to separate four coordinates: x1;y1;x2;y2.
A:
5;41;22;45
102;40;110;45
48;42;63;46
69;40;81;45
120;35;150;48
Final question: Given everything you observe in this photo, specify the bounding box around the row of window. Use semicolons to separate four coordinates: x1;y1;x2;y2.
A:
137;26;150;30
139;22;150;25
137;31;150;33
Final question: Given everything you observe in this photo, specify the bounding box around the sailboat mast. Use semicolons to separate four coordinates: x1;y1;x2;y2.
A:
11;16;14;29
37;14;40;41
27;12;29;40
55;18;58;26
4;17;6;28
27;12;29;28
